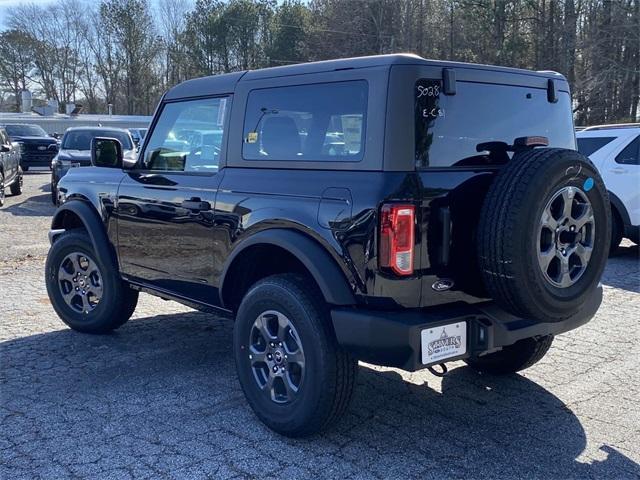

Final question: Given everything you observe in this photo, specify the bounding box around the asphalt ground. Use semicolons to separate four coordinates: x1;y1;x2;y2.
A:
1;171;639;479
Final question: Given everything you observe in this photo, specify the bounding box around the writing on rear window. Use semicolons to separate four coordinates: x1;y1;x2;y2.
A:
415;79;576;168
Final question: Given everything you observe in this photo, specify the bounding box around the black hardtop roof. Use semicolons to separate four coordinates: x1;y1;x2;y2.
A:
164;53;567;100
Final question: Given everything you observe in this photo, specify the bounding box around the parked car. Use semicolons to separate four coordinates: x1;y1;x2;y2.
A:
0;126;23;206
1;123;58;171
576;124;639;252
51;127;136;204
47;54;610;437
128;128;148;147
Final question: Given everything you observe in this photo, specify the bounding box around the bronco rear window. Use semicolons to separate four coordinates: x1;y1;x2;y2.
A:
415;79;576;168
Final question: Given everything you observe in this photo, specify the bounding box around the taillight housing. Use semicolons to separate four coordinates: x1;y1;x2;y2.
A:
379;204;415;276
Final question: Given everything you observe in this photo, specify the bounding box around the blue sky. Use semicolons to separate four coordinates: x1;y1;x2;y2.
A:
0;0;292;29
0;0;71;28
0;0;56;28
0;0;172;29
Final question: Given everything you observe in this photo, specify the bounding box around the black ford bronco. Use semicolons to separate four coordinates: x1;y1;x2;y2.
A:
46;54;610;437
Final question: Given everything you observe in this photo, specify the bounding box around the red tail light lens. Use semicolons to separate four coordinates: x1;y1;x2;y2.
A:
379;204;415;275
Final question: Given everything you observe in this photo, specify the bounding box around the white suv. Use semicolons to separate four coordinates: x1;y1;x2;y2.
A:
577;124;640;252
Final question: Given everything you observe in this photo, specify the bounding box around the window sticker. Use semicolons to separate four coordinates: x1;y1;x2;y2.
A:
246;132;258;144
217;98;227;127
583;177;594;192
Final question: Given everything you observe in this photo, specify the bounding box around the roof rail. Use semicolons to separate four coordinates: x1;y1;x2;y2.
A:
583;123;640;131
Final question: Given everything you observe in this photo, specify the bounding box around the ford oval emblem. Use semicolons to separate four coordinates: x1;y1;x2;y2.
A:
432;279;455;292
38;145;47;150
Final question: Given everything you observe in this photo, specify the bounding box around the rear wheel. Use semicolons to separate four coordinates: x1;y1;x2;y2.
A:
465;335;554;374
233;274;357;437
45;231;138;333
9;167;23;196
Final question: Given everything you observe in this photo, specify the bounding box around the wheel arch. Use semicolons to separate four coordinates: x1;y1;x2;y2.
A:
219;229;356;311
51;200;117;267
608;190;630;227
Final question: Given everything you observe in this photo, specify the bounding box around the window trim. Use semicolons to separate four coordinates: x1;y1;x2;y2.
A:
134;94;232;176
240;79;369;163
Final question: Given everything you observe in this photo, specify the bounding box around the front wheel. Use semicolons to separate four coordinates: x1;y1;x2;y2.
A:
233;274;357;437
465;335;554;374
45;231;138;333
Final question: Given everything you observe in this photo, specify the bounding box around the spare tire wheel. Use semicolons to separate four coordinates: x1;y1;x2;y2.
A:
478;148;610;323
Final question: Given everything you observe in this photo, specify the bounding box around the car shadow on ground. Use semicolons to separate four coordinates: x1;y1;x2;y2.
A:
1;190;54;217
601;242;640;293
2;311;638;478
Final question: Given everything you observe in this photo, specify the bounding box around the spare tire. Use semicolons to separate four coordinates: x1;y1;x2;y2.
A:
478;148;610;323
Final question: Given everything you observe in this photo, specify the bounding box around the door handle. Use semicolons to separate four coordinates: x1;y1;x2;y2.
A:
181;197;211;211
610;167;628;174
135;173;178;186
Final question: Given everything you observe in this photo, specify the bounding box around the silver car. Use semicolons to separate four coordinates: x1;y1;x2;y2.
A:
50;127;136;204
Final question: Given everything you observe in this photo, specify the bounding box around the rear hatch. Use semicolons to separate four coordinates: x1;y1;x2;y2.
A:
406;65;576;307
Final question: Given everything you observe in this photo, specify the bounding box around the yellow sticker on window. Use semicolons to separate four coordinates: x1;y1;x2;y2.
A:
247;132;258;143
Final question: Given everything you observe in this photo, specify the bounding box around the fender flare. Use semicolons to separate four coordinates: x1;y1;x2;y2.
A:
220;229;356;307
51;200;117;266
608;190;630;227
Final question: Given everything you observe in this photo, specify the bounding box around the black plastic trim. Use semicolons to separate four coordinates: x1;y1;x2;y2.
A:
547;79;558;103
331;286;602;371
51;200;117;266
443;68;456;95
609;190;632;227
219;229;356;307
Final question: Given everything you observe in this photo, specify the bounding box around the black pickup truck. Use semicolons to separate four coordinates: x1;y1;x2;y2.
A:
46;54;610;437
3;123;59;170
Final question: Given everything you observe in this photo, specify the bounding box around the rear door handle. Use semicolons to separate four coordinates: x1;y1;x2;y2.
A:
181;197;211;211
610;167;628;174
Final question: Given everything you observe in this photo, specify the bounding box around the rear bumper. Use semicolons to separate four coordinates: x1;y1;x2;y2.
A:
331;285;602;372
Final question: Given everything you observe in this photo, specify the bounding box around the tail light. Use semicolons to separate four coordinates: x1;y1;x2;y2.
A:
379;204;415;276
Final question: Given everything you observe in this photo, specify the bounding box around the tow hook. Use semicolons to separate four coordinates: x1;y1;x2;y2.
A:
427;363;448;377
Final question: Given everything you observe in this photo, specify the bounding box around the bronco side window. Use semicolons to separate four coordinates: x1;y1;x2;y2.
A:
242;81;368;162
142;97;228;173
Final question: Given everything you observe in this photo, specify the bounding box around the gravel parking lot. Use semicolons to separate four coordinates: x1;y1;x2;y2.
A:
1;171;639;479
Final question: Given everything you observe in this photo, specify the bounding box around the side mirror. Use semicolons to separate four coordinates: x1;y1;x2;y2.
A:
91;137;123;168
0;144;10;152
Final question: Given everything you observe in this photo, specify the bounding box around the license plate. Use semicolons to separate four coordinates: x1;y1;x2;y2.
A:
421;321;467;365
